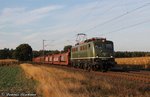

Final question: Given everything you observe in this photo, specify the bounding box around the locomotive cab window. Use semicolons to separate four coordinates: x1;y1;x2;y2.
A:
105;44;113;50
95;44;102;49
95;43;113;51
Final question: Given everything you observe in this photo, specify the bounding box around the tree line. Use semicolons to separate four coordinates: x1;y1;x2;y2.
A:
0;44;72;61
0;44;150;60
0;44;33;61
0;48;15;59
115;51;150;58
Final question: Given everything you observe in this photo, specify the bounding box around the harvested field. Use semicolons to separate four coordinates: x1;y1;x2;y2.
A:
21;63;150;97
115;57;150;68
0;59;18;66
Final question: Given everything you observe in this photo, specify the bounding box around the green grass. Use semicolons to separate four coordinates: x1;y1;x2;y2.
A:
0;65;36;93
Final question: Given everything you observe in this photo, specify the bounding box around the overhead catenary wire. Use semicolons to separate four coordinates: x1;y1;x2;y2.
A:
72;0;123;41
61;0;135;44
100;19;150;36
84;2;150;33
44;1;150;49
74;0;123;34
41;1;99;47
73;0;100;34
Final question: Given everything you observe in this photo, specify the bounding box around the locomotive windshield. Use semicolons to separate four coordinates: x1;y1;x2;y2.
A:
94;41;114;58
104;43;113;50
95;43;113;51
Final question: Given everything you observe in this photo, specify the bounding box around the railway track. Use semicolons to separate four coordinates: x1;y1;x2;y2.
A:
94;71;150;83
130;71;150;76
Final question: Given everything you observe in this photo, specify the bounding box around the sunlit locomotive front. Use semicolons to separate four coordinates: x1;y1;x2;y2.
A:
71;37;116;71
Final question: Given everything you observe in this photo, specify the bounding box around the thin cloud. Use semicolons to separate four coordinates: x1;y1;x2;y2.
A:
15;5;63;25
0;5;63;25
0;0;150;51
1;7;25;16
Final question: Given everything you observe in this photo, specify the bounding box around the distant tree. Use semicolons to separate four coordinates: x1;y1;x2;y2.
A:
52;50;60;54
9;49;15;59
0;48;9;59
15;44;32;61
32;51;41;58
115;51;149;58
12;50;16;59
63;45;72;52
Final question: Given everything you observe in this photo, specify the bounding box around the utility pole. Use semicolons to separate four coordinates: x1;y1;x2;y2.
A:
43;40;46;63
42;39;54;63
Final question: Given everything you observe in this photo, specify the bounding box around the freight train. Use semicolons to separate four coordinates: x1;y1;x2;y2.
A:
33;37;116;71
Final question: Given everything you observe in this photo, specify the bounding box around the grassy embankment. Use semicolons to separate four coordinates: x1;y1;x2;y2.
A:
0;61;36;96
21;63;150;97
115;57;150;69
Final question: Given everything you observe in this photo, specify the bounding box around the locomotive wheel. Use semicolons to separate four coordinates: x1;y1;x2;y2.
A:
80;63;84;69
83;63;88;70
87;64;92;72
92;65;96;71
92;64;99;71
72;62;76;68
99;64;106;72
83;64;87;70
105;65;108;72
102;65;108;72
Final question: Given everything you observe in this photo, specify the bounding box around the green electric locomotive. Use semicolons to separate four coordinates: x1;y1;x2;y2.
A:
71;37;116;71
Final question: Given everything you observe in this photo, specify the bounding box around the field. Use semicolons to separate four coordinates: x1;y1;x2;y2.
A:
0;59;149;97
20;63;149;97
115;57;150;69
0;59;18;66
0;65;36;96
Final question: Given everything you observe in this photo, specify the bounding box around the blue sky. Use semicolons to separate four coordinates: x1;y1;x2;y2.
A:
0;0;150;51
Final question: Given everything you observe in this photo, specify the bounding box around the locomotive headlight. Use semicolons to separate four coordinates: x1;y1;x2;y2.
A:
96;54;99;58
